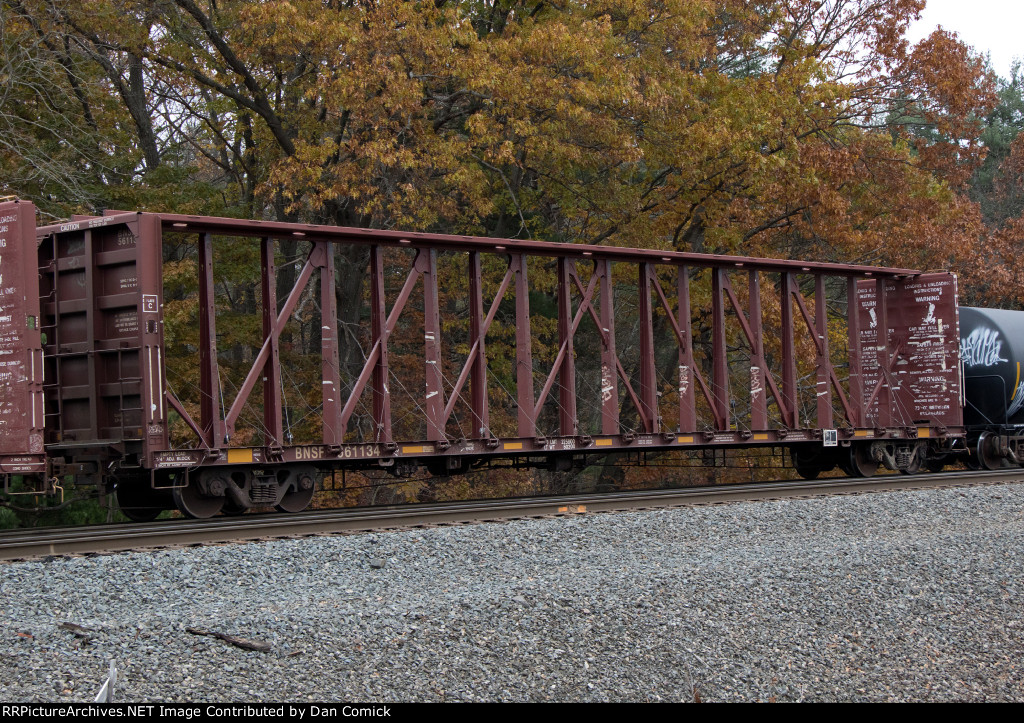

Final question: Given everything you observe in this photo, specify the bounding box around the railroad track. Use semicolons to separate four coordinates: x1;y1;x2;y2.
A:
3;469;1022;561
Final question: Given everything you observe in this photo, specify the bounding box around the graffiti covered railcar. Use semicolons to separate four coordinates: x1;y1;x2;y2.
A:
961;307;1024;426
959;307;1024;469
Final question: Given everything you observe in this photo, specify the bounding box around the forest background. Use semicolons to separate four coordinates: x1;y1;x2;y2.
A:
1;0;1023;522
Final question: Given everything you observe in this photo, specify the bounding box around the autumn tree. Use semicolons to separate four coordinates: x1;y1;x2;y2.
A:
972;63;1024;225
0;1;1007;495
2;1;996;246
962;61;1024;306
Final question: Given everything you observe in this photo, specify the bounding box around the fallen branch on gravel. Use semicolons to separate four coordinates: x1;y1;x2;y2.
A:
185;627;271;652
59;622;94;638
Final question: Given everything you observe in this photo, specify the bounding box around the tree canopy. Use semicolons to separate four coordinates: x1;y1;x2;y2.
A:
1;1;1014;283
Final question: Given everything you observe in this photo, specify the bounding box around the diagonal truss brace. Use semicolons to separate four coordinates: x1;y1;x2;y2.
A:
649;268;724;431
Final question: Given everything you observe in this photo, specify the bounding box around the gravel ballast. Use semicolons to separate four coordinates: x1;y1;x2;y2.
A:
1;482;1022;702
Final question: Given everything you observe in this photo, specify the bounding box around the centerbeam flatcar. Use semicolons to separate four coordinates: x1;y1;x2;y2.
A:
0;199;972;519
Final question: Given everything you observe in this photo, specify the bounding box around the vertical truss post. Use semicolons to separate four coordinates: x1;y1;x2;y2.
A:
847;277;863;428
423;249;444;441
139;213;168;454
638;263;658;433
321;242;342;446
875;278;891;428
748;271;768;430
711;267;729;431
198;233;223;448
83;230;100;441
781;272;799;429
514;255;535;438
468;252;489;438
677;266;697;433
815;275;833;429
557;257;577;435
370;246;392;443
261;237;283;446
599;259;619;435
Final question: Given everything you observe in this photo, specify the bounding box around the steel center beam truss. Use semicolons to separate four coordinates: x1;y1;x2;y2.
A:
12;205;962;480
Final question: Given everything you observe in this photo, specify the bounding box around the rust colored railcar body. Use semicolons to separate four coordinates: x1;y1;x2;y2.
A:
856;275;962;429
0;200;45;481
0;200;966;516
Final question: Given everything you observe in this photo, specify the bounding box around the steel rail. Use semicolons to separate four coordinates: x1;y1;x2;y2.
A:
2;470;1021;561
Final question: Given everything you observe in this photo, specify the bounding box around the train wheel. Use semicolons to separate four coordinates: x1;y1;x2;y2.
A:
791;449;828;480
275;485;315;513
172;481;225;519
965;447;983;470
900;446;924;475
275;468;317;513
977;432;1004;471
849;445;878;478
795;465;820;480
221;499;247;516
926;457;947;473
114;479;167;523
899;457;922;474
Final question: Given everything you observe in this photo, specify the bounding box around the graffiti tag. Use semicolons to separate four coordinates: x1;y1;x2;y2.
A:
961;327;1009;367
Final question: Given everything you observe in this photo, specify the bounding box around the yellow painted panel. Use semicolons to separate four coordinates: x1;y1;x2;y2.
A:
401;445;432;454
917;428;931;438
753;433;769;441
854;430;872;438
503;442;524;451
595;439;613;447
227;448;253;464
678;436;694;443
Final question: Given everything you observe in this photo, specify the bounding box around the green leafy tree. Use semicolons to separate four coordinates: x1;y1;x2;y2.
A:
973;62;1024;225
